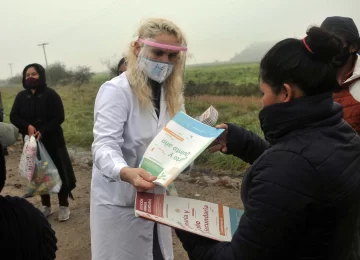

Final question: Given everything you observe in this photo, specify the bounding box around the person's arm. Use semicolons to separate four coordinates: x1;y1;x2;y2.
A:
225;123;270;164
36;91;65;135
10;92;30;132
92;81;158;191
176;151;315;260
92;81;130;182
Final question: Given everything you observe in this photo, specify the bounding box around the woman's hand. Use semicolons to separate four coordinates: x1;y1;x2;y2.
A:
35;131;41;141
120;167;157;192
27;125;37;136
208;124;228;153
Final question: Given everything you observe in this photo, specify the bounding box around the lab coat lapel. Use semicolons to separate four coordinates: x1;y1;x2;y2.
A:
148;106;158;122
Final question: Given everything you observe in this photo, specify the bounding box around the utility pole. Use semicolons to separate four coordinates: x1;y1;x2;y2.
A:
38;42;50;84
8;63;13;78
38;42;49;68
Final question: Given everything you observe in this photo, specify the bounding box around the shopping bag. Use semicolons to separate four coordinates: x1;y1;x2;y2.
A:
19;135;37;181
27;141;62;196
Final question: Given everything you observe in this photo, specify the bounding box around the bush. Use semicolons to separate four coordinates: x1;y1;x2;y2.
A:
71;66;94;86
48;62;71;86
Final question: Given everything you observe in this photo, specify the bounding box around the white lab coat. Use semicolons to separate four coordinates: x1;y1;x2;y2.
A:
90;73;175;260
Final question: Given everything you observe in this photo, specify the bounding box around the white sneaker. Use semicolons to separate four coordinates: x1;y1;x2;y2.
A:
58;206;70;222
40;206;52;218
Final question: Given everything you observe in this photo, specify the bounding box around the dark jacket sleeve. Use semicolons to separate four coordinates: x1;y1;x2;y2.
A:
176;151;316;260
0;91;3;122
37;90;65;135
0;142;5;192
225;123;270;164
0;196;57;259
10;92;30;132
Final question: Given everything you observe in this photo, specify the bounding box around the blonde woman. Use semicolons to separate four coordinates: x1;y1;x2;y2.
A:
90;18;187;260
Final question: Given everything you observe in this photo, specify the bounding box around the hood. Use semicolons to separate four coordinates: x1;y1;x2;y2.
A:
22;63;47;91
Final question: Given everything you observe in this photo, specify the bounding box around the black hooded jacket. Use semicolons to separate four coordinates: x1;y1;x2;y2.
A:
0;195;57;260
176;93;360;260
9;63;76;195
0;142;5;192
10;63;65;147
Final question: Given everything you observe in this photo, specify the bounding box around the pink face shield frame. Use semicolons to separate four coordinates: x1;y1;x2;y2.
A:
137;38;188;52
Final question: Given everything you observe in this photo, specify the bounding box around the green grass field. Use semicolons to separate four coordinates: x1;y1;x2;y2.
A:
185;63;259;86
1;63;262;174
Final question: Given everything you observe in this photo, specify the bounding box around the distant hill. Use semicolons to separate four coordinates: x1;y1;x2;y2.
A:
229;41;276;63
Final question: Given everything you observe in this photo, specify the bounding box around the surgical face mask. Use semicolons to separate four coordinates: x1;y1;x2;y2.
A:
138;56;174;83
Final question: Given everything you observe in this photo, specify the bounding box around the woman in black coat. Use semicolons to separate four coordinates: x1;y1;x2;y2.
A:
176;27;360;259
10;63;76;222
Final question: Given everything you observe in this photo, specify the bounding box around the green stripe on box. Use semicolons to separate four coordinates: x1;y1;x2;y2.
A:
140;158;164;177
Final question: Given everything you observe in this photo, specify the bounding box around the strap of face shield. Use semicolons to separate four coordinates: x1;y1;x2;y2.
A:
137;38;188;52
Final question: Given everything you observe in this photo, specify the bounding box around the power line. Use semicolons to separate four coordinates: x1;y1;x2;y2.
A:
6;2;123;80
4;2;124;81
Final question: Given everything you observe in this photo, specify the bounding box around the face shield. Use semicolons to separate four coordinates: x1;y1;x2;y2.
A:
137;37;187;83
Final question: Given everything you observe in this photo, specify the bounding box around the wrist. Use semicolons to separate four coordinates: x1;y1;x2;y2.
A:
120;167;131;182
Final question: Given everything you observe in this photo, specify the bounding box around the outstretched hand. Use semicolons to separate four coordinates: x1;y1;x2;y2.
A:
208;124;228;153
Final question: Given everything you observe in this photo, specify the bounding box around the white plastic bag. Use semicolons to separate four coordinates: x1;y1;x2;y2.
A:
166;182;179;197
26;141;62;196
19;135;37;181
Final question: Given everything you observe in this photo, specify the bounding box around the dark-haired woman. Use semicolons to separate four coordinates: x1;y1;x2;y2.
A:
321;16;360;134
10;63;76;222
176;27;360;259
117;57;127;76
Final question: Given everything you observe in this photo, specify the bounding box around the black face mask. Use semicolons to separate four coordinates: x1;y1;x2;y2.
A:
25;78;40;90
333;45;357;68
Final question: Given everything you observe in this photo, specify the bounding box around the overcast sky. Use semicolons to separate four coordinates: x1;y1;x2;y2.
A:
0;0;359;79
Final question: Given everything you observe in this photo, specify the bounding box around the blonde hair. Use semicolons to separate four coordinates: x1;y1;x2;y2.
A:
126;18;187;117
